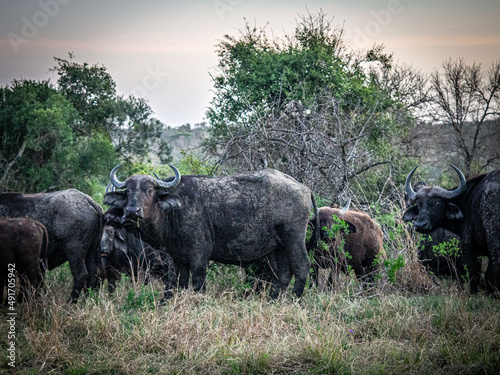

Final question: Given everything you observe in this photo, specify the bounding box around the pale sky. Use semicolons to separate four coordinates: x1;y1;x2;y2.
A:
1;0;499;127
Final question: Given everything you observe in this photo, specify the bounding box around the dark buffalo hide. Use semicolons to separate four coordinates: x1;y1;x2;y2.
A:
104;166;318;299
418;227;469;282
0;189;104;302
404;166;500;293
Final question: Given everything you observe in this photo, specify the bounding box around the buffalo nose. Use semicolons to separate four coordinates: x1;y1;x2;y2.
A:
414;220;432;232
126;205;142;218
100;245;109;256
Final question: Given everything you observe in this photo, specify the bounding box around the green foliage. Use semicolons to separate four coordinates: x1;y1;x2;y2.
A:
384;255;405;283
0;80;78;192
0;54;170;195
207;12;375;140
52;54;172;165
205;11;419;202
178;149;216;175
122;285;158;311
432;237;461;259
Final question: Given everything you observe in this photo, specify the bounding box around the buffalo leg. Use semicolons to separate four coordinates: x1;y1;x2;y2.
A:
484;230;500;294
66;251;89;302
278;224;310;298
270;249;292;299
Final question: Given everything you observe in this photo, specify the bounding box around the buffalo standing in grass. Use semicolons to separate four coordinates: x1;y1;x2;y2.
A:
100;224;180;294
0;190;104;302
408;182;466;280
308;199;385;288
0;217;48;302
403;165;500;293
104;165;319;299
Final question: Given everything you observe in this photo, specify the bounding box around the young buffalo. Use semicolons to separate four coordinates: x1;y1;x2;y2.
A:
0;217;48;302
308;200;386;289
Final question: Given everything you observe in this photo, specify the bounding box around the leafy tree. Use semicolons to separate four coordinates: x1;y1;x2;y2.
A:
0;79;78;192
51;53;172;164
1;54;173;195
205;11;424;202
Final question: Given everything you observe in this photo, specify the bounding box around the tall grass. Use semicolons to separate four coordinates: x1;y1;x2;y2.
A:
2;190;500;374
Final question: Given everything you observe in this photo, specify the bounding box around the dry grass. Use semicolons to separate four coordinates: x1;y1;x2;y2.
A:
2;261;500;375
2;200;500;374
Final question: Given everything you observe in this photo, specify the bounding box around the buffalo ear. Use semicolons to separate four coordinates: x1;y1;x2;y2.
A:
446;203;464;221
103;191;127;207
157;193;182;210
403;205;419;222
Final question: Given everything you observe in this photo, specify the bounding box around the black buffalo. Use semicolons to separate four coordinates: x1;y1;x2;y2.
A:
0;217;48;302
104;165;318;299
403;165;500;293
408;182;467;281
0;189;104;301
99;225;181;294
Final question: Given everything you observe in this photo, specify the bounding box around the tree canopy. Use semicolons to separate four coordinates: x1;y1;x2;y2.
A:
0;54;172;195
205;11;425;202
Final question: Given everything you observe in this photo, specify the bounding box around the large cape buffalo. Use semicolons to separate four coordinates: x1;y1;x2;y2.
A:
0;189;104;301
307;200;385;288
104;165;318;299
0;217;48;302
408;182;466;281
403;165;500;293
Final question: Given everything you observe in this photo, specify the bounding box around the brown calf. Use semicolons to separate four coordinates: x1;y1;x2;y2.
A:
0;217;48;303
308;202;385;288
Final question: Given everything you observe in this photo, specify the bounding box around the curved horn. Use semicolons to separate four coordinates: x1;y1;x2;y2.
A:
405;165;418;201
110;165;127;189
339;198;351;215
153;164;181;189
440;164;466;200
105;183;116;194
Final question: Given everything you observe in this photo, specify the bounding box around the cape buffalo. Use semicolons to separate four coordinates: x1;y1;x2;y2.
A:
100;224;181;294
408;182;466;281
0;217;48;302
0;189;104;302
307;199;386;288
403;165;500;293
104;165;318;299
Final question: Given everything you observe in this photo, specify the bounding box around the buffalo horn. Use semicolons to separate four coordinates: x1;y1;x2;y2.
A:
440;164;466;199
153;164;181;189
110;165;127;189
105;183;116;194
339;198;351;215
405;165;419;201
405;164;466;201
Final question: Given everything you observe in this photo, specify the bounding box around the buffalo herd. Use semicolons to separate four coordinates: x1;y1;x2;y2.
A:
1;163;499;303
